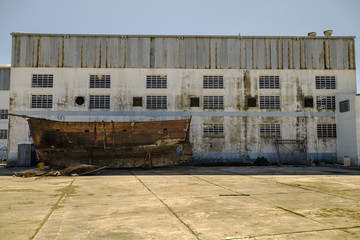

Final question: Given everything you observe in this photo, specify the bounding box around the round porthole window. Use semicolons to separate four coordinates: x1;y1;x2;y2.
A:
75;96;85;105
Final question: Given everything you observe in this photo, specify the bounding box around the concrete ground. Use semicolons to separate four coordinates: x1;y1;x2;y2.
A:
1;165;360;240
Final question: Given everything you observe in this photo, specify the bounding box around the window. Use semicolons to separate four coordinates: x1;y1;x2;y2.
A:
75;96;85;106
203;96;224;110
0;129;7;139
316;96;335;110
89;95;110;109
32;74;53;88
304;97;314;107
260;124;281;138
315;76;336;89
0;110;8;119
146;75;167;89
259;96;280;110
339;100;350;113
31;95;53;108
133;97;143;107
203;76;223;89
190;97;200;107
203;124;224;138
247;97;257;107
90;75;110;88
146;96;167;109
317;124;336;138
259;76;280;89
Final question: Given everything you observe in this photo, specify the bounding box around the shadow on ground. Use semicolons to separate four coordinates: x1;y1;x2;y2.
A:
2;164;360;177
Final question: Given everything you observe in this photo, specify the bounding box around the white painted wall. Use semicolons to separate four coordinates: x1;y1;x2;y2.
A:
336;94;357;164
8;68;356;164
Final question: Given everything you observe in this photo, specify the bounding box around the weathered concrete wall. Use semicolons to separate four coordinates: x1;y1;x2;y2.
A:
8;68;353;164
0;89;9;155
11;33;355;70
0;67;10;159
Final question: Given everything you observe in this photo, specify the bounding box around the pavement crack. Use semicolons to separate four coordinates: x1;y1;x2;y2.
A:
190;173;332;229
217;169;358;236
30;178;76;240
128;170;200;240
190;175;249;196
276;206;307;218
249;225;360;239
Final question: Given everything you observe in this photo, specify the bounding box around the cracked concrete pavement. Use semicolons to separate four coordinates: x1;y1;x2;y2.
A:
1;165;360;239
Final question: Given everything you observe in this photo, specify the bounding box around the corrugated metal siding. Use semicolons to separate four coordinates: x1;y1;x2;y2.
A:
11;33;355;70
0;68;10;90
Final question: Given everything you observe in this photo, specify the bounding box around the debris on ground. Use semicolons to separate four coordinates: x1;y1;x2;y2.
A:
14;164;107;177
254;157;269;166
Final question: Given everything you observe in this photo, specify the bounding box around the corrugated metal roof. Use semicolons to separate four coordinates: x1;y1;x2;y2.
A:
0;67;10;90
11;33;356;70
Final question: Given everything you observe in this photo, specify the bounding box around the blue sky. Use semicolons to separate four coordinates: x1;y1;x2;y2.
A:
0;0;359;90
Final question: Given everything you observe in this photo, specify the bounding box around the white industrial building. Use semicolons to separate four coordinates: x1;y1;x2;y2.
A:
0;65;10;160
6;32;360;166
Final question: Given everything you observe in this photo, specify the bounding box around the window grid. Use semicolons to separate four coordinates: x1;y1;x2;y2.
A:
146;75;167;89
259;76;280;89
203;96;224;110
316;96;335;110
90;75;110;88
339;100;350;113
203;76;224;89
315;76;336;89
0;129;7;139
0;110;8;119
89;95;110;109
31;95;53;109
259;96;280;110
203;124;224;138
260;124;281;138
146;96;167;109
32;74;53;88
317;124;336;138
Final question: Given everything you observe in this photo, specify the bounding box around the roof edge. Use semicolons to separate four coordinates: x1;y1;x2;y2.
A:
10;32;356;39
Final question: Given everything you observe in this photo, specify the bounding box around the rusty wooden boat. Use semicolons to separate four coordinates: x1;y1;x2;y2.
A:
20;116;192;168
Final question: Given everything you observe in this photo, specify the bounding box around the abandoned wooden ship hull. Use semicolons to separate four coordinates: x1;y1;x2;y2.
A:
27;118;192;168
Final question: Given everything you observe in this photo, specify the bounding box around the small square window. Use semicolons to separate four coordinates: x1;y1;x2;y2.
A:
247;97;257;107
339;100;350;113
190;97;200;107
304;97;314;107
0;110;8;119
133;97;143;107
0;129;7;139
